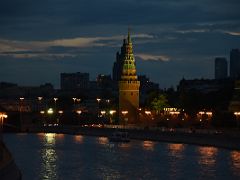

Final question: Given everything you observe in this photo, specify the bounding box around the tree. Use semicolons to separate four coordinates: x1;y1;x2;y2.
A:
150;94;169;112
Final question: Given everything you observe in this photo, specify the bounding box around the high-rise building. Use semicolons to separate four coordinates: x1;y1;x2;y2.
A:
116;30;140;124
215;57;228;79
230;49;240;79
60;72;89;90
112;52;122;81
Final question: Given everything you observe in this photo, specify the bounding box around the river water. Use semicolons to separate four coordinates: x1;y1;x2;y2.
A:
3;133;240;180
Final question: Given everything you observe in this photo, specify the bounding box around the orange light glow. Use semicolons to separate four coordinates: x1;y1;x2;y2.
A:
168;144;185;155
198;147;218;166
231;151;240;176
98;137;108;145
74;135;84;143
143;140;155;151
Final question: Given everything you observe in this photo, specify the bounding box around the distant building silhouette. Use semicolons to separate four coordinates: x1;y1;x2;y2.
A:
230;49;240;79
0;82;54;98
215;57;228;79
112;40;127;81
178;78;232;94
138;75;159;104
115;30;140;124
60;72;89;90
229;80;240;112
96;74;113;89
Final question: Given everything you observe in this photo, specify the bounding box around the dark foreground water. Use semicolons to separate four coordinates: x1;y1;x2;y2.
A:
3;133;240;180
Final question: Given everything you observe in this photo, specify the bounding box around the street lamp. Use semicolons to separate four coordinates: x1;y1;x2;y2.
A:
145;111;151;115
109;110;116;124
53;98;58;110
19;97;24;129
38;97;43;101
110;110;116;115
37;96;43;112
96;98;101;103
72;97;76;107
0;113;8;132
145;111;152;126
58;110;63;125
47;108;54;114
0;113;7;141
40;111;45;125
100;110;106;116
58;110;63;114
76;110;82;115
121;110;128;127
234;112;240;129
76;110;82;125
96;98;101;117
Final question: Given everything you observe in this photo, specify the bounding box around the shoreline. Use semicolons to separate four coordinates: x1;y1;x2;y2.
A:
11;126;240;151
0;142;22;180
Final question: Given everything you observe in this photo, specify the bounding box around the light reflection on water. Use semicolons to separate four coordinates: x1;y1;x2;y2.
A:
198;146;218;166
197;146;218;178
118;142;131;149
40;133;58;180
168;143;185;156
142;140;155;151
45;133;56;144
98;137;108;145
231;151;240;176
167;144;185;179
74;135;84;144
4;133;240;180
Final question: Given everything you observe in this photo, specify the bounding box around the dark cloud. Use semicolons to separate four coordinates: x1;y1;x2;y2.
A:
0;0;240;88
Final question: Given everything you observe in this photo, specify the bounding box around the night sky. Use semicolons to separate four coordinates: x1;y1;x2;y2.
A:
0;0;240;88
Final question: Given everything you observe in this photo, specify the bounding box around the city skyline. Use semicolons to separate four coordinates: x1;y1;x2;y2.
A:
0;0;240;88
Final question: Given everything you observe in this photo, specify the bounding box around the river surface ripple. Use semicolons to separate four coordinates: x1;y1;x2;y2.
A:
4;133;240;180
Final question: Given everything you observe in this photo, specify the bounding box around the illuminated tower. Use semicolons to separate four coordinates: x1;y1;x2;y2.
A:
118;30;140;124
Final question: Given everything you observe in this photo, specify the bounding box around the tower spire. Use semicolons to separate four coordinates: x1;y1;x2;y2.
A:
127;27;131;44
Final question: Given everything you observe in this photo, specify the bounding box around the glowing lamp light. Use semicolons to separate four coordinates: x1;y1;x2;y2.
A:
234;112;240;116
121;111;128;115
38;96;43;101
0;113;8;119
40;111;45;114
206;112;212;116
76;110;82;115
109;110;116;115
145;111;151;115
199;111;205;115
100;110;106;115
169;111;180;115
0;113;8;127
96;98;101;102
47;108;54;114
58;110;63;114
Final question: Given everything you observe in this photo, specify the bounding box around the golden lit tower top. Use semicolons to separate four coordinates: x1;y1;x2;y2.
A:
120;29;138;81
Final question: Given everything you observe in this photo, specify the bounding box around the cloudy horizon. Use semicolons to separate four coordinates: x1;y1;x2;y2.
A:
0;0;240;89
